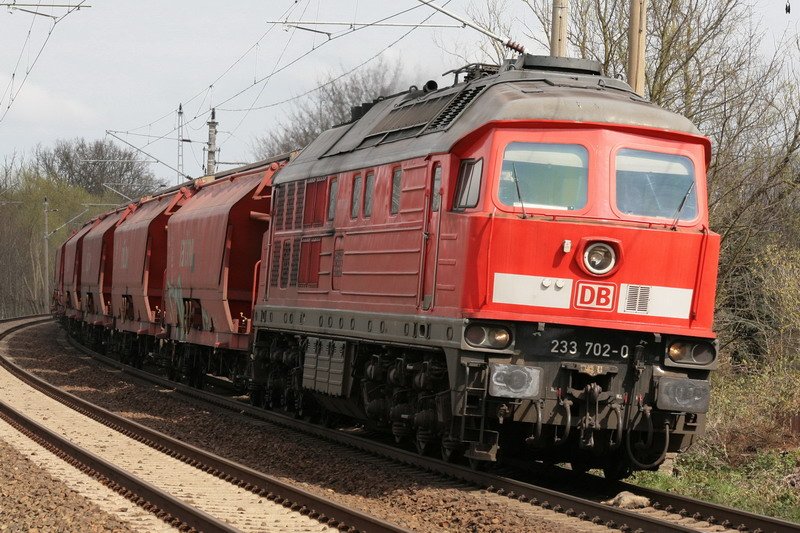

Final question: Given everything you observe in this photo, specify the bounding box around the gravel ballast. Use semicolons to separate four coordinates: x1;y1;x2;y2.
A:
4;322;609;533
0;432;135;532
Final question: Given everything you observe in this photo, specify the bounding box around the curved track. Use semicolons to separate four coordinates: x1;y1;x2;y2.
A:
59;317;800;533
0;316;407;533
5;315;799;533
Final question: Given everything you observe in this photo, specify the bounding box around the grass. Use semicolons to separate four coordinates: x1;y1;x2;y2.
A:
630;361;800;524
631;448;800;523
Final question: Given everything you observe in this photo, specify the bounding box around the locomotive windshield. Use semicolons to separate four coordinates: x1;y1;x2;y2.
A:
615;149;698;220
498;143;588;211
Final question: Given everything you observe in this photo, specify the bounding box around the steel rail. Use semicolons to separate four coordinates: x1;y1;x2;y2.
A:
0;317;410;533
0;317;234;532
13;315;798;533
59;328;708;532
0;398;234;533
615;482;800;533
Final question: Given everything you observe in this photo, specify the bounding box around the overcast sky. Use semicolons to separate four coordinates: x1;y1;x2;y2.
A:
0;1;796;187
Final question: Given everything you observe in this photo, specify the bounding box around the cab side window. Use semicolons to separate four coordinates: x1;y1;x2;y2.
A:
351;175;362;218
390;168;402;215
453;159;483;210
431;164;442;212
327;177;337;221
364;172;375;217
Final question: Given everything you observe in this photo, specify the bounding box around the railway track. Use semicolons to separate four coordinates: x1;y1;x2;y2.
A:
4;315;799;533
0;316;407;533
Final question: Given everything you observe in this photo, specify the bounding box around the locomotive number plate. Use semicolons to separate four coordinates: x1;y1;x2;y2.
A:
548;339;631;359
519;325;648;362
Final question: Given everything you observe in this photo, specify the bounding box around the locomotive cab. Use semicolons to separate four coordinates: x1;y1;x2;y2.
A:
441;102;719;471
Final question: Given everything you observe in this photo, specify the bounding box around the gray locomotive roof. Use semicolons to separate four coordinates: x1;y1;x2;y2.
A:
274;63;701;185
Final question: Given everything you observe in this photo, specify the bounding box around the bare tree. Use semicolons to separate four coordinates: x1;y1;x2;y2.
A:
434;0;516;66
30;138;159;199
252;58;404;159
449;0;800;363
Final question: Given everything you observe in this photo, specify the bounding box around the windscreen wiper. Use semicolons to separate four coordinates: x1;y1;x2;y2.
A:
511;162;528;219
670;181;695;230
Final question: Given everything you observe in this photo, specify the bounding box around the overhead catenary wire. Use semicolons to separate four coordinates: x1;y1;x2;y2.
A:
130;1;436;152
0;0;42;113
0;0;87;125
113;1;457;176
105;130;190;180
218;1;454;116
121;1;301;136
219;0;313;146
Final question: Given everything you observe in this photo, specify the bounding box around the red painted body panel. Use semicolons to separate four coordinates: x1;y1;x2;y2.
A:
261;123;719;339
451;126;718;337
81;208;130;325
262;156;443;316
52;242;66;312
112;191;188;335
62;220;100;318
165;166;276;350
460;217;719;337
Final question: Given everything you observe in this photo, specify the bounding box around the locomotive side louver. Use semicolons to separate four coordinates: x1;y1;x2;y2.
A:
624;284;651;314
279;241;291;287
270;243;281;287
424;85;486;132
293;184;305;229
290;237;301;286
273;188;285;230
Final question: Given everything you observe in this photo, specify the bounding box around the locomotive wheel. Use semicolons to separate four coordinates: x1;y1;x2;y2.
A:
440;437;463;463
267;387;283;410
249;387;265;407
414;428;438;456
602;461;633;481
468;457;489;471
570;461;591;475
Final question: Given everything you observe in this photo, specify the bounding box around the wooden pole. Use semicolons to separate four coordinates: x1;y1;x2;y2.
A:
550;0;569;57
627;0;647;95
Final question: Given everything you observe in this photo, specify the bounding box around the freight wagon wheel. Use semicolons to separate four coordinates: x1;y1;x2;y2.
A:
267;387;284;410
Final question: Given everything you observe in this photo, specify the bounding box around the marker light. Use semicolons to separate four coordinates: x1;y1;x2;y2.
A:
464;324;512;350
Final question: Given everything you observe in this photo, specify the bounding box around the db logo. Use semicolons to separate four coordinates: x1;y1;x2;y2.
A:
574;281;616;311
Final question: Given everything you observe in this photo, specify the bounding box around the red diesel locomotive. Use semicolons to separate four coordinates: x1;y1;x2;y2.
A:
54;55;720;476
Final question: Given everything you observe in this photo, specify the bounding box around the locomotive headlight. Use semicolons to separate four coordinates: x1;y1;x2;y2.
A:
691;343;715;365
488;363;541;399
583;242;616;275
666;341;716;366
464;325;487;346
464;324;512;350
667;342;691;362
489;328;511;348
656;377;710;413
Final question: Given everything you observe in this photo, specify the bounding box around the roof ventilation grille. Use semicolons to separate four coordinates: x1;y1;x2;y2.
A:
424;85;485;132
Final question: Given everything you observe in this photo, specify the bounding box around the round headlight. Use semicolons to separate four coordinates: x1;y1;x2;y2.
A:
583;242;616;275
691;343;715;365
487;328;511;349
667;342;691;362
503;369;529;392
464;325;487;347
